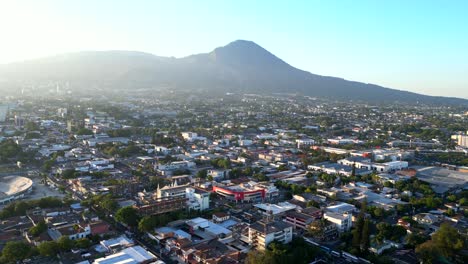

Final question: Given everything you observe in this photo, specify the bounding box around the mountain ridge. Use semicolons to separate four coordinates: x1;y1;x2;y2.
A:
0;40;466;105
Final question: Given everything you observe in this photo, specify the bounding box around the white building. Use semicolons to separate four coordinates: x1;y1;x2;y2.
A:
186;187;210;211
452;134;468;148
296;139;315;148
181;132;207;142
324;212;352;233
248;220;293;250
239;139;253;146
93;246;157;264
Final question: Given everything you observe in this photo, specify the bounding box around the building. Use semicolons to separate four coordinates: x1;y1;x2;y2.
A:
323;212;352;233
186;187;211;211
452;134;468;148
325;203;356;215
0;104;8;122
254;202;297;216
248;220;293;250
136;197;187;216
416;167;468;194
0;176;33;204
186;217;232;239
181;132;207;142
48;223;91;241
156;182;190;199
296;139;315;148
337;158;409;173
93;246;157;264
388;140;441;148
284;211;315;230
213;182;267;202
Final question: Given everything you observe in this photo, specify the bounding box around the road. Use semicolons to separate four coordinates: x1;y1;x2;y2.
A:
303;237;369;264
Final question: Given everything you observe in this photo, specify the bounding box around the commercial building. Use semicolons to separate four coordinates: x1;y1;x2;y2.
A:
212;181;279;202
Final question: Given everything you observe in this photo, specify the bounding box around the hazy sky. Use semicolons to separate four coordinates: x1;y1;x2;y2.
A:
0;0;467;98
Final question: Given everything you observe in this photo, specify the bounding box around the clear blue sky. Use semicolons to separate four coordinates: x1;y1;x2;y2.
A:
1;0;467;98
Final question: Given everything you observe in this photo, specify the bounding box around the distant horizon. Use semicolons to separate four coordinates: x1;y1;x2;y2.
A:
1;0;467;98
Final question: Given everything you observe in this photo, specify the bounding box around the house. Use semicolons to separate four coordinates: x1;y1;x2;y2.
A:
412;213;440;226
48;222;91;241
185;239;241;264
213;212;230;223
90;221;112;236
369;239;401;255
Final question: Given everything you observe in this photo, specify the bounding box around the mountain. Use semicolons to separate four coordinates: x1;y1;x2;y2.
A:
0;40;466;105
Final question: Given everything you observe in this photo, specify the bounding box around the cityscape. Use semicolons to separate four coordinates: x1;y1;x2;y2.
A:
0;1;467;264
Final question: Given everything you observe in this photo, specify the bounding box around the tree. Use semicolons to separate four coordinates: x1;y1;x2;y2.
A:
61;169;78;179
447;194;457;202
75;238;91;249
196;169;208;179
76;128;93;135
416;223;465;262
99;195;118;212
430;223;464;258
37;241;59;257
1;241;32;263
115;206;140;227
25;121;39;131
245;250;274;264
405;233;428;248
373;207;384;219
57;236;75;252
29;220;47;237
361;219;370;252
138;216;158;232
416;241;439;264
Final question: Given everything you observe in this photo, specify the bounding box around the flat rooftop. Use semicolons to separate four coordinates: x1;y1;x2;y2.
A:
416;167;468;193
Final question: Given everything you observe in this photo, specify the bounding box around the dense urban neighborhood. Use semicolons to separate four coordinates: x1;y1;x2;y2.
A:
0;91;467;264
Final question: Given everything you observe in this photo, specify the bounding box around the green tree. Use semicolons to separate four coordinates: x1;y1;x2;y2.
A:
431;223;464;258
57;236;75;252
1;241;32;263
29;220;47;237
138;216;158;232
76;128;93;135
37;241;59;257
75;238;91;249
416;241;439;264
99;195;118;212
61;169;78;179
361;219;370;252
416;223;465;262
196;169;208;179
115;206;140;227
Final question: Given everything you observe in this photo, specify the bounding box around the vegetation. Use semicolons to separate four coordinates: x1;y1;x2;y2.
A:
245;237;319;264
0;197;64;220
115;206;140;227
29;220;48;237
0;139;23;163
351;201;370;255
0;241;34;263
415;223;465;263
